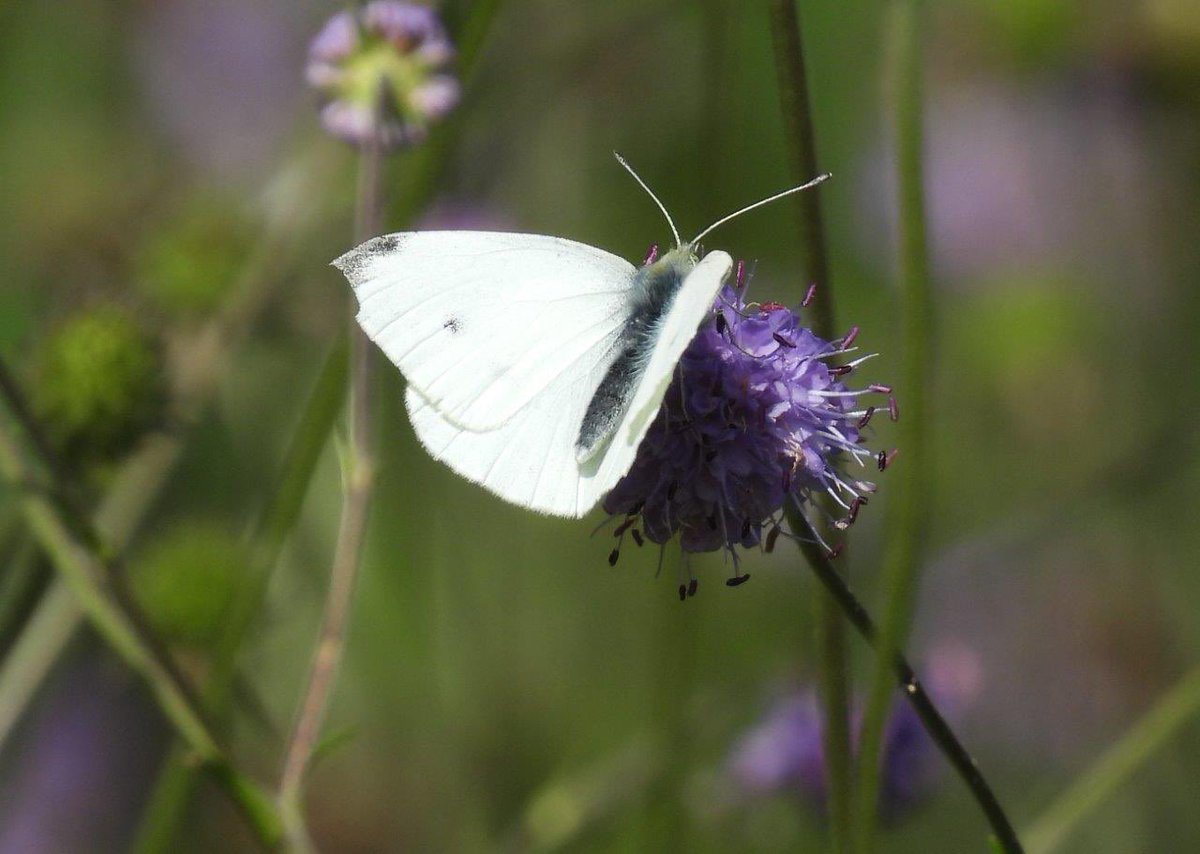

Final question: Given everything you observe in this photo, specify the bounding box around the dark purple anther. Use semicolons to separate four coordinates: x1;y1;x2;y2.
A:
726;574;751;587
644;243;660;265
631;529;644;547
842;326;860;348
830;364;853;377
678;584;687;601
735;259;747;289
858;407;876;429
688;578;699;597
888;395;899;422
869;384;893;394
608;548;620;566
765;526;781;553
802;282;817;307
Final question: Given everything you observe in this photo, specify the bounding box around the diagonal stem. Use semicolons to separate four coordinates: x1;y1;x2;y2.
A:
788;512;1024;853
0;386;282;846
1024;665;1200;854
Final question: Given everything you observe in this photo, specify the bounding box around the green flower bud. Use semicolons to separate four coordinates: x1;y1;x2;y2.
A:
31;307;166;466
129;521;247;650
135;200;250;316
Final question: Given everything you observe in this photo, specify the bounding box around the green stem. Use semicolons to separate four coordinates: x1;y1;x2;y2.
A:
0;579;80;747
789;515;1023;853
274;5;505;843
852;2;933;849
0;406;282;847
768;3;851;849
278;134;385;852
0;142;338;848
1024;666;1200;854
132;334;349;854
0;533;48;655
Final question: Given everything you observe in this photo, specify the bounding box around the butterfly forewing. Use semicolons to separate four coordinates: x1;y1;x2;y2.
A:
402;249;733;518
338;231;637;431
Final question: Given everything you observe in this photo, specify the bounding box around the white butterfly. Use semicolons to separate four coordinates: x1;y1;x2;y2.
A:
334;156;829;518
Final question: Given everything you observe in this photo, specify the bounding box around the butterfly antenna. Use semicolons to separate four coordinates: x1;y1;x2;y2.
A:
689;173;832;246
614;152;682;248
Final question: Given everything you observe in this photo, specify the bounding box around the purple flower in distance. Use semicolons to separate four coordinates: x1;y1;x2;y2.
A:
728;644;981;823
603;273;892;585
306;2;459;150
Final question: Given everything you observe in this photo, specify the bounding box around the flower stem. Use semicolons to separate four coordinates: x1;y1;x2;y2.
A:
788;514;1024;853
0;579;80;748
132;334;349;854
0;384;283;847
1024;666;1200;854
277;139;384;850
768;3;852;849
852;2;934;849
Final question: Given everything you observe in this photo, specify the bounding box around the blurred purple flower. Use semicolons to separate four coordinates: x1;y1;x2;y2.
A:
728;643;981;823
134;0;305;181
0;653;169;852
604;277;890;578
856;74;1163;288
306;2;460;150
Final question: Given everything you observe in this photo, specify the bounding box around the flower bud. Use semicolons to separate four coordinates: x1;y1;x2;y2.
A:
129;522;247;650
306;2;460;150
30;307;166;466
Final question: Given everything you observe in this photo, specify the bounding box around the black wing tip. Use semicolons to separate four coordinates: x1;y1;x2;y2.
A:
331;233;408;280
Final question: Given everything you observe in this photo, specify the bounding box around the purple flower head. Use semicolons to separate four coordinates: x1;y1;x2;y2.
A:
306;2;459;150
728;644;981;823
603;271;890;578
728;690;828;806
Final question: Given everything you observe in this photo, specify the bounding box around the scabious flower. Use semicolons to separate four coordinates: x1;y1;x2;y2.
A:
727;644;980;823
306;2;459;149
603;269;893;589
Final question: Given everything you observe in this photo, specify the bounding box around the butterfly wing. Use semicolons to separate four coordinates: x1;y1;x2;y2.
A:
337;231;637;431
404;250;733;518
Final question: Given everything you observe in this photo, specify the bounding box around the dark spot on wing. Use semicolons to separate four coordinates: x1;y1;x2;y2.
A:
443;316;462;334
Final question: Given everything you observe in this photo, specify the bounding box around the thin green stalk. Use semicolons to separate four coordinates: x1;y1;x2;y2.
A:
278;136;385;852
275;6;505;843
0;408;282;847
852;2;933;849
1025;666;1200;854
132;334;349;854
768;2;852;848
790;515;1023;853
0;579;80;747
0;533;47;654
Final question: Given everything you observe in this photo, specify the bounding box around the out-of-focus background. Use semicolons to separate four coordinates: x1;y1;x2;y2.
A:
1;1;1199;851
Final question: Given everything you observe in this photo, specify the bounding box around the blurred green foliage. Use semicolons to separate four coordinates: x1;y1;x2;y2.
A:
129;521;248;650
